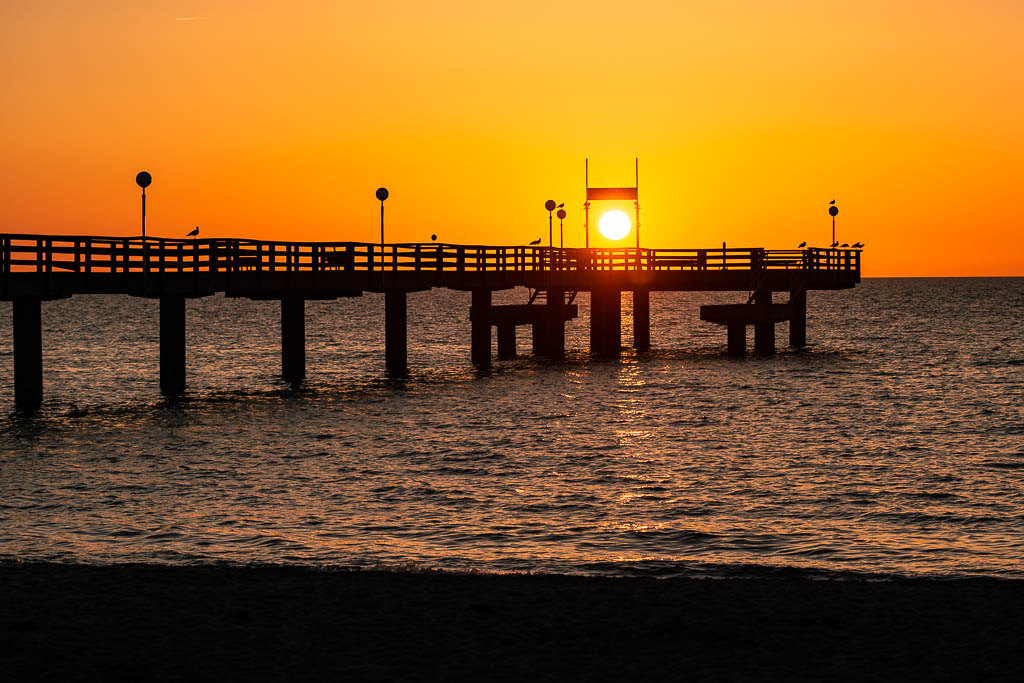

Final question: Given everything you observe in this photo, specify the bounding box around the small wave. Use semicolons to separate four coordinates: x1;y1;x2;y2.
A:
979;461;1024;469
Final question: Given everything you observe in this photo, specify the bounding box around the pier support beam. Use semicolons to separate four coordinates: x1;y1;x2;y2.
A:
497;324;516;358
160;296;186;396
590;287;621;358
753;288;775;355
471;289;491;367
543;289;566;358
531;322;543;355
281;297;305;383
633;289;650;351
385;290;408;375
727;323;746;356
13;298;43;412
789;289;807;348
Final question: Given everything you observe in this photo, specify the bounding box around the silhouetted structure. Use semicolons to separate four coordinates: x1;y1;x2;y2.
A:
585;158;641;248
135;172;151;237
1;234;860;411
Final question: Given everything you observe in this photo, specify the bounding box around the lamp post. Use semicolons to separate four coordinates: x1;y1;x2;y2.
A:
829;204;839;246
557;208;566;248
136;172;152;237
376;187;389;246
544;199;556;247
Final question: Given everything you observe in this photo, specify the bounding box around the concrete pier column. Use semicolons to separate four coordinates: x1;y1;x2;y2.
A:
281;297;305;382
753;288;775;355
727;323;746;356
160;296;186;396
385;290;408;375
497;324;516;359
789;289;807;348
471;289;491;367
590;287;621;357
13;298;43;412
633;289;650;351
544;289;566;359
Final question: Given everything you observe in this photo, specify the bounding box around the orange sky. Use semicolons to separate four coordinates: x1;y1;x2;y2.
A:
2;1;1021;276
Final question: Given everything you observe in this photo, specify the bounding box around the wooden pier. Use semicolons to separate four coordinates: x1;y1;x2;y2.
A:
1;234;860;411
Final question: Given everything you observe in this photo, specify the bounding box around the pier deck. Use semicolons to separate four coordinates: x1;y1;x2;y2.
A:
2;234;861;410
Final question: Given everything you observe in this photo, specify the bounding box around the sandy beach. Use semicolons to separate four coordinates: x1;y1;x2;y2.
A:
2;563;1023;681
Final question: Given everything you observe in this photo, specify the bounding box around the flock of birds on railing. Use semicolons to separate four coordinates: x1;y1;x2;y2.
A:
798;241;865;249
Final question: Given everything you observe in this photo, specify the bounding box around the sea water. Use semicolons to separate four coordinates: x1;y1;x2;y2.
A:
1;278;1022;577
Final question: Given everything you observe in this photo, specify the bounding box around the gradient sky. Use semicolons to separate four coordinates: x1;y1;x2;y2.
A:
2;1;1021;275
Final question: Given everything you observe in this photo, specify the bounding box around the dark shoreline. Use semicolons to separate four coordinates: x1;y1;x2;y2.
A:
3;564;1024;681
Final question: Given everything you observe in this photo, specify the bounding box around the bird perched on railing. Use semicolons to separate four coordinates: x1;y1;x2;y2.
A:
528;238;541;245
852;242;864;248
840;243;849;248
798;241;807;248
187;226;199;238
831;241;839;247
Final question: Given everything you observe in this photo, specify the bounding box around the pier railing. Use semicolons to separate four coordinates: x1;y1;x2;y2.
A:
0;235;860;275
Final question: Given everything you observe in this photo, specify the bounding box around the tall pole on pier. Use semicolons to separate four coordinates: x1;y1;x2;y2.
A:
136;172;151;238
584;158;590;248
557;208;566;248
829;203;839;245
376;187;389;247
634;157;640;250
545;199;556;247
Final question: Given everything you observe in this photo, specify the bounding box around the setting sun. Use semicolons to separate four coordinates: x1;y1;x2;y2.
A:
598;211;631;241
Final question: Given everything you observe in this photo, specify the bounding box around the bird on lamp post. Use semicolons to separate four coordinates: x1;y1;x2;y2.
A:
828;202;839;246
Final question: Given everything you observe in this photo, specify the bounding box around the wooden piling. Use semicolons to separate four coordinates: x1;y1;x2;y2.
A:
590;287;621;357
159;296;186;396
281;297;305;382
789;289;807;348
12;298;42;411
544;289;566;358
633;289;650;351
754;321;775;354
385;290;408;375
727;323;746;356
497;324;516;359
471;289;491;367
753;288;775;355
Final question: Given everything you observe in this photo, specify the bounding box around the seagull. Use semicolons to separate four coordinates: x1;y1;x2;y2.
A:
829;199;836;204
187;226;199;237
831;241;839;247
528;238;542;246
556;203;564;208
798;241;807;248
840;243;849;248
852;242;864;248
